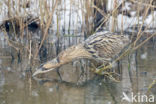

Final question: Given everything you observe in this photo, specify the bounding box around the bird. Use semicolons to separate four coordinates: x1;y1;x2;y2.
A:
33;31;130;76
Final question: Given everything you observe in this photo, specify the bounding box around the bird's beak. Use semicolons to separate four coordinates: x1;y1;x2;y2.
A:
32;58;58;77
32;67;55;77
32;68;43;77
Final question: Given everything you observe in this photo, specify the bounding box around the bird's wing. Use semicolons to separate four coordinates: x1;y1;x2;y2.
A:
84;32;129;62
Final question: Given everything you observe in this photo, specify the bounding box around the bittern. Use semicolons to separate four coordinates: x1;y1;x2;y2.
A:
33;31;130;76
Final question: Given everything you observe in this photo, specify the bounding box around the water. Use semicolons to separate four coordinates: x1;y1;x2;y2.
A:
0;33;156;104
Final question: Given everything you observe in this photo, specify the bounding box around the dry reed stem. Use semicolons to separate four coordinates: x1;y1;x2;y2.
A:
39;0;44;27
130;0;156;8
133;33;156;50
111;0;118;32
95;0;125;32
2;28;20;51
121;0;124;33
34;0;58;59
29;40;32;60
133;0;153;46
92;4;107;18
1;26;31;54
148;80;156;92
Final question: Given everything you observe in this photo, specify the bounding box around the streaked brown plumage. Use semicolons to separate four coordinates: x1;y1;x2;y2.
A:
33;31;130;76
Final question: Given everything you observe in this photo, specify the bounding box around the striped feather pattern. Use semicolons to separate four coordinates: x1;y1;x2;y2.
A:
84;32;130;62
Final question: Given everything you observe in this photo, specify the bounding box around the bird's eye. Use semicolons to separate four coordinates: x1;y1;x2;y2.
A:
42;67;48;71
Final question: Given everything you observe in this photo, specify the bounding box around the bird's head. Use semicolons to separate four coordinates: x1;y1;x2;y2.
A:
32;57;60;77
32;44;88;77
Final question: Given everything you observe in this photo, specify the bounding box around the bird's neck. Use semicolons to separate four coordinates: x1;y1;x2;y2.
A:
58;44;92;65
42;44;91;69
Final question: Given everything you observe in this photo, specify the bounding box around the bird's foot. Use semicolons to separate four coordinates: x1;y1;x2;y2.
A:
56;68;62;82
95;68;120;82
95;63;112;74
104;72;120;82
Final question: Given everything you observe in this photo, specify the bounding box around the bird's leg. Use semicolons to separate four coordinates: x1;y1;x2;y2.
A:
56;68;62;81
95;63;111;74
103;72;120;82
94;61;120;82
95;61;115;74
73;60;85;82
103;62;113;70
